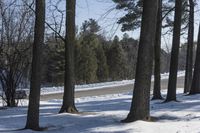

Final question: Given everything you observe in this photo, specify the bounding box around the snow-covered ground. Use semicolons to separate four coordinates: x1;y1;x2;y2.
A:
39;71;185;95
1;88;200;133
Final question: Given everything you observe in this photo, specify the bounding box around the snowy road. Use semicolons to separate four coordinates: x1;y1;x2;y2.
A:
40;76;185;100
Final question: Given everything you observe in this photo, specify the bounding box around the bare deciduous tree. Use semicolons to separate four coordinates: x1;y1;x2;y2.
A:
25;0;45;130
0;0;33;107
59;0;78;113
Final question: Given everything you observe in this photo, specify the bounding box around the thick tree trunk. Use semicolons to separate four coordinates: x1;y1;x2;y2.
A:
152;0;163;100
122;0;158;122
189;24;200;94
25;0;45;130
165;0;182;102
184;0;194;93
59;0;78;113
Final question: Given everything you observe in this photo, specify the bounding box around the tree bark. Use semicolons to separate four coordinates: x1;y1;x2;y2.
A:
25;0;45;130
59;0;78;113
184;0;194;93
189;23;200;94
165;0;182;102
152;0;163;100
122;0;158;122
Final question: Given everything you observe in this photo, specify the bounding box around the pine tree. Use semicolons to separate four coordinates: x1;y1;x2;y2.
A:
184;0;194;93
45;39;65;85
80;19;100;35
96;43;109;82
112;0;142;31
77;19;108;83
122;0;158;122
189;23;200;94
107;36;127;80
152;0;163;100
121;33;138;79
74;41;82;83
78;43;98;83
165;0;182;102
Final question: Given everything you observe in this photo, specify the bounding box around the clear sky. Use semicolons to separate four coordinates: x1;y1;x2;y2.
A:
76;0;139;40
67;0;200;51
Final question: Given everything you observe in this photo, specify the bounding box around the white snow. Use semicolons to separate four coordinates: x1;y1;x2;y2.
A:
0;70;192;133
1;87;200;133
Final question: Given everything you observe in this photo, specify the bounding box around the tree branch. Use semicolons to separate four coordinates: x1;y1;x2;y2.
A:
22;0;65;42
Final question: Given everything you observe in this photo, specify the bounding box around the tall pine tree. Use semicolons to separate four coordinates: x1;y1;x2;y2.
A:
189;23;200;94
165;0;182;102
184;0;194;93
152;0;163;100
122;0;158;122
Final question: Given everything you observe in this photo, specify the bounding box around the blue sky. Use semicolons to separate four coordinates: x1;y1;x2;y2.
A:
75;0;200;49
50;0;200;50
76;0;139;40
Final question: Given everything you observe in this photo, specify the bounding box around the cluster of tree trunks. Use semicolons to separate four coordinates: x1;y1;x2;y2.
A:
25;0;78;130
124;0;199;122
24;0;200;130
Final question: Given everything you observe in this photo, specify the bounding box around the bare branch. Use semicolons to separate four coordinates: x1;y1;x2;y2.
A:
22;0;65;41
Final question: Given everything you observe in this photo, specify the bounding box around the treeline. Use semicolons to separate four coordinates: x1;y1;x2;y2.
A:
43;19;138;85
43;19;174;85
2;0;200;130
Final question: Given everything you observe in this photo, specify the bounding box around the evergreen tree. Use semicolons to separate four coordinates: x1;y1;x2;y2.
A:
81;19;100;35
107;36;127;80
74;41;82;83
152;0;163;100
184;0;194;93
42;36;66;85
77;43;98;83
112;0;142;31
189;23;200;94
77;19;108;83
121;33;138;79
122;0;158;122
96;43;109;82
165;0;182;102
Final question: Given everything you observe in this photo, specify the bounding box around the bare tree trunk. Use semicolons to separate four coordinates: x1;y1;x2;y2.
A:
165;0;182;102
59;0;78;113
122;0;158;122
152;0;163;100
189;23;200;94
184;0;194;93
25;0;45;130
